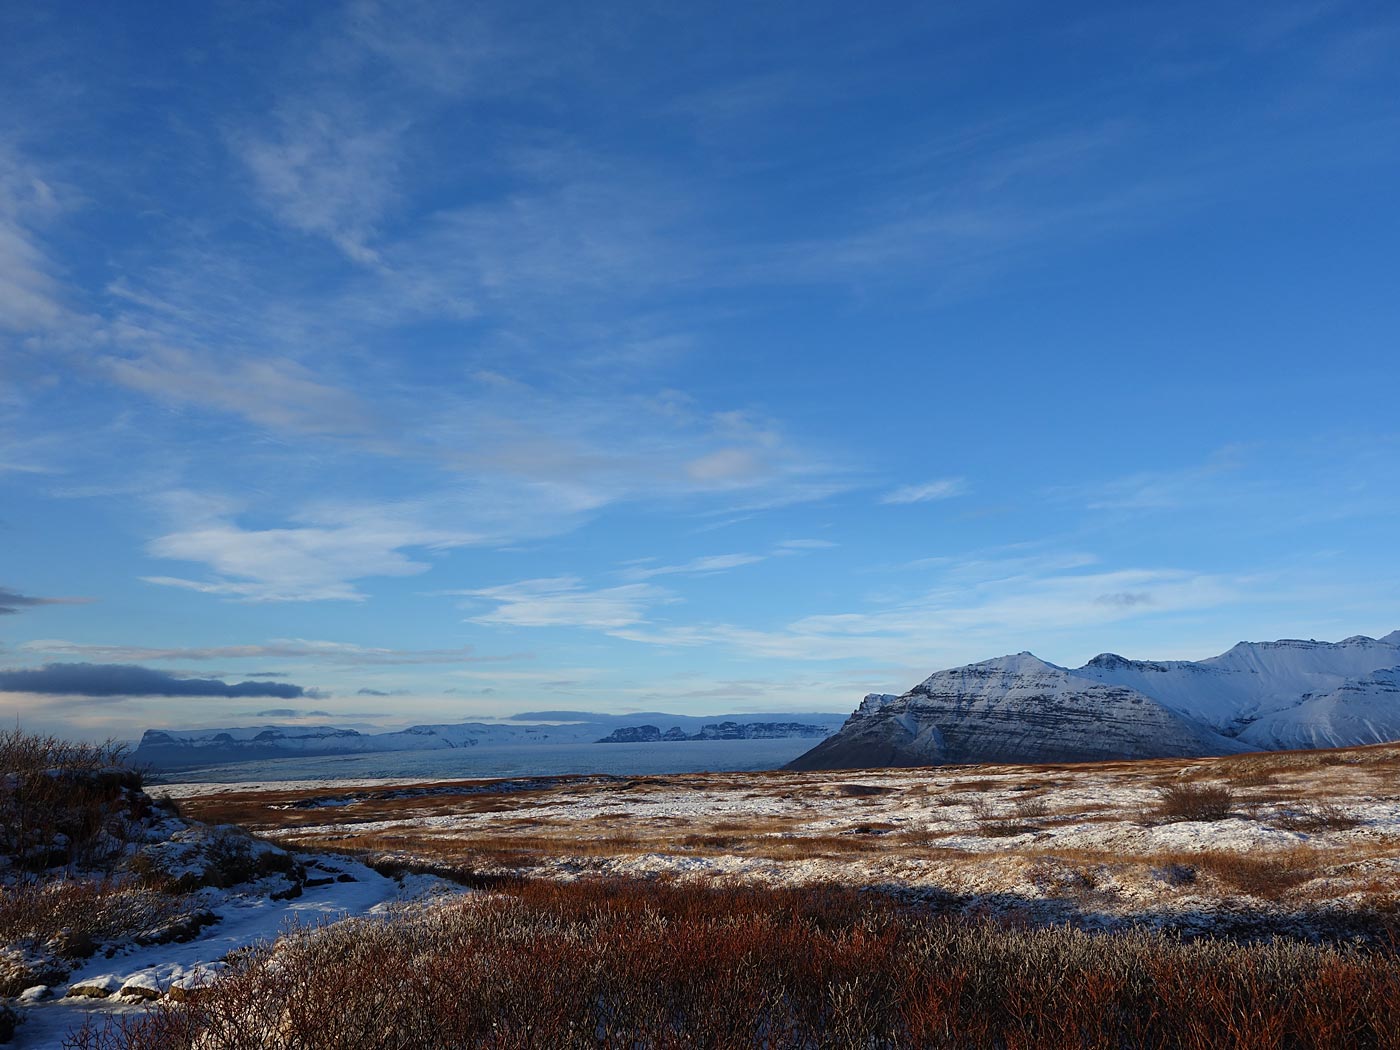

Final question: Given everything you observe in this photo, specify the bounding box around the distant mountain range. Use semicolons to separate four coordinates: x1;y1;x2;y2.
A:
133;711;847;770
789;631;1400;771
597;721;833;743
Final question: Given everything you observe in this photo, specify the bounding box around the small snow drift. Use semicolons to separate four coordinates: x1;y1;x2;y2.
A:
791;631;1400;770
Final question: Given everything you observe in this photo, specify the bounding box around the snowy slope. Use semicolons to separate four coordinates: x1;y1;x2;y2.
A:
1237;669;1400;750
788;653;1246;770
1073;634;1400;736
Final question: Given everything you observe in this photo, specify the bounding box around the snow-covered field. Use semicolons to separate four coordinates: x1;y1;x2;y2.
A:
170;743;1400;940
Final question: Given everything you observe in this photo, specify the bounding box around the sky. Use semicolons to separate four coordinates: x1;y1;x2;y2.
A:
2;1;1399;740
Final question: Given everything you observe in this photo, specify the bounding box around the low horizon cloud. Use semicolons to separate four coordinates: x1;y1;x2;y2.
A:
0;662;311;699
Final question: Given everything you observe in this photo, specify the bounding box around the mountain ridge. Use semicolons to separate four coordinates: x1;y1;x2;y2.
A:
789;631;1400;771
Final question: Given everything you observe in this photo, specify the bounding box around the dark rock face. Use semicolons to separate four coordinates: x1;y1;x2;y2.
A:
787;654;1247;772
596;725;663;743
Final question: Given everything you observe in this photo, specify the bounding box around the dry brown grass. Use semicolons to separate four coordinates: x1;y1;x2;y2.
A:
1192;847;1321;899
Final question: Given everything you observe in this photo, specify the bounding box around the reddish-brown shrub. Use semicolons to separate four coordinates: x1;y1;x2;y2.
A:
1156;782;1236;822
0;729;146;871
66;878;1400;1050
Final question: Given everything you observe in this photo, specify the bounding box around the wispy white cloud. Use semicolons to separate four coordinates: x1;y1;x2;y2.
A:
610;565;1243;665
622;553;765;581
143;496;483;602
103;345;377;437
0;148;69;334
1054;448;1248;511
234;105;403;265
460;545;1246;669
460;576;676;629
776;539;838;551
133;387;846;601
230;0;554;265
881;478;967;504
414;380;847;514
619;541;838;579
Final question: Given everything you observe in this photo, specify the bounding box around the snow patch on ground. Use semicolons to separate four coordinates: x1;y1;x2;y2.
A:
7;855;463;1049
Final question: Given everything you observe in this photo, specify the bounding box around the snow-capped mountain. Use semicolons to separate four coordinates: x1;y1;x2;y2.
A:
787;653;1246;771
789;631;1400;770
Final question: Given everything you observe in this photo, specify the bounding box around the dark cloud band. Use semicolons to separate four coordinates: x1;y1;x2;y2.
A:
0;587;90;616
0;662;306;699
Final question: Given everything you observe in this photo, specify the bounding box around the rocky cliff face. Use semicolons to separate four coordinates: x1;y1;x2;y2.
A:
789;632;1400;771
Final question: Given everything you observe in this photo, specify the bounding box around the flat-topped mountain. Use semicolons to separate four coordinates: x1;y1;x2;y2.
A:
789;631;1400;771
598;721;833;743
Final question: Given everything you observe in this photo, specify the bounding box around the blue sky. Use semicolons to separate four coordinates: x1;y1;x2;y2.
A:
2;1;1398;739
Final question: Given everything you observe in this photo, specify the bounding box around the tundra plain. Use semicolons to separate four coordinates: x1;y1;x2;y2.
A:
167;742;1400;941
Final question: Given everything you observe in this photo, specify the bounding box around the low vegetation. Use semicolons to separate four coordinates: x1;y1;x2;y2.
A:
0;730;148;873
68;878;1400;1050
1154;782;1236;822
0;880;194;995
0;730;289;1028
